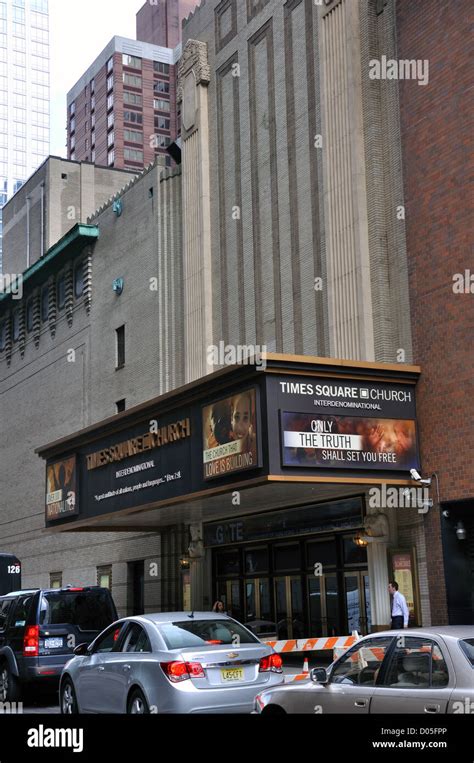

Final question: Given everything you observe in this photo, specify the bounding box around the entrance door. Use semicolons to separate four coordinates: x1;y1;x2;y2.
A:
308;573;339;636
218;580;243;621
344;572;371;635
244;579;271;622
274;576;304;640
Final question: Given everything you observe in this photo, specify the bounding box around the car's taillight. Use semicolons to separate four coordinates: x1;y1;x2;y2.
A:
160;661;205;682
186;662;205;678
259;653;283;673
23;625;39;657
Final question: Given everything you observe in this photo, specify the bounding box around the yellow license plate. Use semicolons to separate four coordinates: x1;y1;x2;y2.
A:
221;668;244;682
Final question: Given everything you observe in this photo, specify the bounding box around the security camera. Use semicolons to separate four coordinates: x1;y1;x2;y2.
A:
410;469;422;481
456;522;467;541
442;509;450;519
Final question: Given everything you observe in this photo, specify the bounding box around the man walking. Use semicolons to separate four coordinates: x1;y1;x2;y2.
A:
388;580;409;629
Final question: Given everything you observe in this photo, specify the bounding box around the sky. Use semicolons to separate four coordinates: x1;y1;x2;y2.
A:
49;0;141;157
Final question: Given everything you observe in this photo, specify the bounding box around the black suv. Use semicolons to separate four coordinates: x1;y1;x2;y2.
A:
0;586;117;701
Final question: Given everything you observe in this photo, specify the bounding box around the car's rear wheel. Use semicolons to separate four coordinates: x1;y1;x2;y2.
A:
61;678;78;714
261;704;286;715
127;688;149;714
0;662;20;703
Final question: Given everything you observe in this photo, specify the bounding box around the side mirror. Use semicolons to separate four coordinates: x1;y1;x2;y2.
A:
310;667;329;685
73;643;90;656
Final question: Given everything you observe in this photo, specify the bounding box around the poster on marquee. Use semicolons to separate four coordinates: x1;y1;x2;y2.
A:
203;388;258;479
281;412;419;470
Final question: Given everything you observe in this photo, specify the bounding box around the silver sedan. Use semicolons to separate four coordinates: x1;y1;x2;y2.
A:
60;612;284;714
255;626;474;714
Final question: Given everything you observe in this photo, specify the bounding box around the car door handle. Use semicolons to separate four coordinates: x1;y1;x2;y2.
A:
123;664;131;672
97;666;105;672
424;705;440;714
354;699;368;708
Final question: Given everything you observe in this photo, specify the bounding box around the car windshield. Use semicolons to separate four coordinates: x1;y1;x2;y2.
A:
158;619;259;649
459;638;474;667
39;590;115;631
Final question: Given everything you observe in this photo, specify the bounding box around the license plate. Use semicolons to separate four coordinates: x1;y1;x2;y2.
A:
45;637;63;649
221;668;244;682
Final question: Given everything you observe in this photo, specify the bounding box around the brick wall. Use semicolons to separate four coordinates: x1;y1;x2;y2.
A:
397;0;474;623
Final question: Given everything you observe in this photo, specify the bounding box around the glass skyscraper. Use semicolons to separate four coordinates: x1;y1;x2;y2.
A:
0;0;50;271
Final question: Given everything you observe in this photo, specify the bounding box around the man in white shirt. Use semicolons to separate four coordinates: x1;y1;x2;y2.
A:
388;581;409;629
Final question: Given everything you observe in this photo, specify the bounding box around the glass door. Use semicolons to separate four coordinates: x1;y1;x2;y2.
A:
308;573;339;636
344;571;370;635
274;576;303;639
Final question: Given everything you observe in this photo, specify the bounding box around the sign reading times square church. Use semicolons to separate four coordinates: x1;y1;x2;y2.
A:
271;376;420;472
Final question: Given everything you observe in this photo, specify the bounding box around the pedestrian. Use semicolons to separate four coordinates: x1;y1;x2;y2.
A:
212;600;226;614
388;581;409;629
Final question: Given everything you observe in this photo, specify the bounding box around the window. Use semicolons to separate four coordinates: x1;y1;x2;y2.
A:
116;325;125;368
123;91;142;107
153;61;169;75
116;399;126;413
124;128;142;144
121;624;151;654
57;274;66;309
74;262;84;298
41;286;49;323
122;54;142;70
123;73;142;88
50;573;62;590
107;56;113;73
70;117;75;133
107;94;114;111
85;137;89;151
107;74;113;92
39;590;116;632
0;599;12;632
91;113;95;129
124;110;143;125
159;620;259;650
97;565;112;590
153;134;170;148
107;131;114;147
70;101;75;117
124;148;143;163
381;637;449;689
26;298;34;332
154;98;170;112
331;637;394;686
90;78;95;94
13;596;34;627
0;320;6;352
154;81;169;94
107;112;114;129
92;623;124;654
12;310;20;342
107;149;115;166
460;639;474;667
155;116;170;131
91;95;95;111
91;149;95;163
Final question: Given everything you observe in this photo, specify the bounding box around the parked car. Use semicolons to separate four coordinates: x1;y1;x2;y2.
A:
255;627;474;714
60;612;284;714
0;586;117;701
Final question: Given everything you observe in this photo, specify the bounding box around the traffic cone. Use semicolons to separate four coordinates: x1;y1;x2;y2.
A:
302;656;310;674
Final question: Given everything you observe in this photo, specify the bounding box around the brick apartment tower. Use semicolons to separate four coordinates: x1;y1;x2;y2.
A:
136;0;199;48
67;38;178;172
397;0;474;624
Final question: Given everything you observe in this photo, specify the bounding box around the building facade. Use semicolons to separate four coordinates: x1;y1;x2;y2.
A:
67;36;179;172
0;0;471;637
136;0;199;48
0;0;50;271
396;0;474;625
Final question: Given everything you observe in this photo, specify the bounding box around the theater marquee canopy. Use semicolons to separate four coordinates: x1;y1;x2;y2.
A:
37;354;421;534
